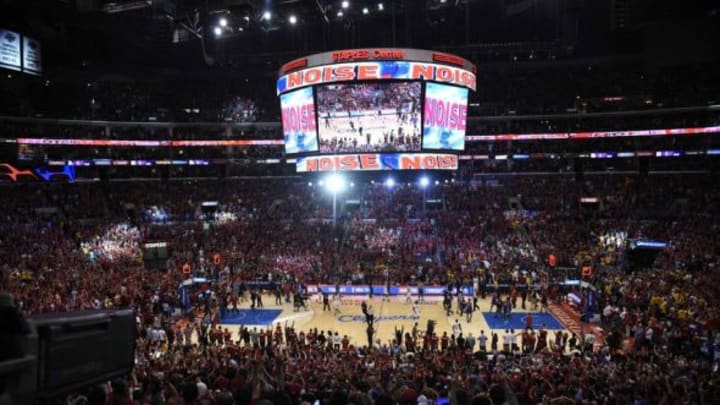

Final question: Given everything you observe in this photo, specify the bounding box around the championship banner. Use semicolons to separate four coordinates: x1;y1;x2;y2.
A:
277;61;477;95
0;29;21;71
295;153;459;172
22;35;41;75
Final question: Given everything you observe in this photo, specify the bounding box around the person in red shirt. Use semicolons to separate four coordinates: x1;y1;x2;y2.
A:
307;328;317;346
527;330;536;353
525;313;534;330
441;332;450;352
522;329;531;353
228;292;238;314
216;327;224;346
223;328;232;346
430;333;439;352
341;335;350;350
537;325;548;352
209;325;217;346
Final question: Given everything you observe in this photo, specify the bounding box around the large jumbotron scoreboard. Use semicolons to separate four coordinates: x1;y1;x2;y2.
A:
277;48;476;172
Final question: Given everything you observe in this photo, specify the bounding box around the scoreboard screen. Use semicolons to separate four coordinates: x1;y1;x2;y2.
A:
422;82;468;151
317;81;422;153
280;87;319;155
277;48;476;171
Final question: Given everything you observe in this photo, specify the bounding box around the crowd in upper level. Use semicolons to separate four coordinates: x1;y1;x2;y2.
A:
2;61;718;123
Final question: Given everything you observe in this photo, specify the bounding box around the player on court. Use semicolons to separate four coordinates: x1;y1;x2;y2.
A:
332;294;342;315
412;301;420;317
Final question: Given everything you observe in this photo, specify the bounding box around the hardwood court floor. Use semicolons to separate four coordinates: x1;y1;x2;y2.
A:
220;294;571;348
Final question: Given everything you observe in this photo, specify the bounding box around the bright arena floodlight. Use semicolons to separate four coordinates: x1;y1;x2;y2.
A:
362;7;369;14
342;1;350;9
289;15;297;25
385;177;395;188
262;11;271;20
420;176;430;188
213;26;222;37
378;3;384;11
325;173;346;193
219;17;228;27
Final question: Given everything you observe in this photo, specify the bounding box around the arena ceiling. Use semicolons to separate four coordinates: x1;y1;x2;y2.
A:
0;0;717;74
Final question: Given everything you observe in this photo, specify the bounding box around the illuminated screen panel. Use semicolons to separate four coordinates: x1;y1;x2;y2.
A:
295;153;458;172
280;87;319;154
316;82;422;153
422;82;468;150
277;61;477;95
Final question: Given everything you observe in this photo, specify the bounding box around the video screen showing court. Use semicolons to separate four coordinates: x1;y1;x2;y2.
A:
316;81;422;153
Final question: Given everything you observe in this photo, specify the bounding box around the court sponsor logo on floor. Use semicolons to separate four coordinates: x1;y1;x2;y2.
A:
337;314;420;323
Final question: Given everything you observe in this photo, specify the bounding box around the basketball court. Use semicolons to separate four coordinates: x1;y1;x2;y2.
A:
319;113;421;152
220;293;571;347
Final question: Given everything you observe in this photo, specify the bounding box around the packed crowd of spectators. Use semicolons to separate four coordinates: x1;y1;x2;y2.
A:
316;83;421;116
2;60;718;124
1;171;719;404
473;62;720;116
1;74;274;122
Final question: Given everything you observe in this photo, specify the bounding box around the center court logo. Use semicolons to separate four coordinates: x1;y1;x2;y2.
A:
337;314;420;323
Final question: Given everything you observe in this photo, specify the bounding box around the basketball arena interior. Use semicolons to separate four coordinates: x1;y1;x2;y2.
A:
1;1;719;404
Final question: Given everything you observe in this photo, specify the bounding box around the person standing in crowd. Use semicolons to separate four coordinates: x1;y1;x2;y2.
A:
478;330;488;352
366;324;375;348
502;329;512;352
274;285;283;305
441;331;450;352
452;319;463;338
537;325;548;352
